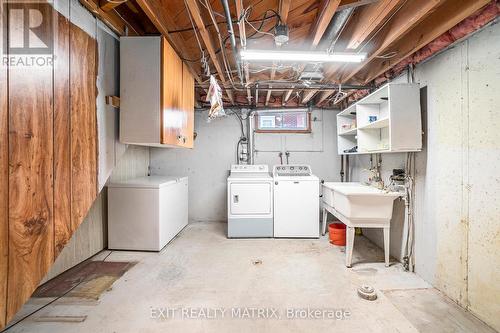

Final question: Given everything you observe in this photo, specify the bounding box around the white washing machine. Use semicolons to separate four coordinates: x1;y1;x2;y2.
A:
273;165;320;238
227;165;273;238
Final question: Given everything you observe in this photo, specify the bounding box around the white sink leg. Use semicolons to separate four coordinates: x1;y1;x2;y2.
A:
345;226;355;268
383;226;390;267
321;207;328;236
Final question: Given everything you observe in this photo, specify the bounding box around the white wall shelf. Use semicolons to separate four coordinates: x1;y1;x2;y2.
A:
338;128;357;136
337;83;422;155
358;117;389;129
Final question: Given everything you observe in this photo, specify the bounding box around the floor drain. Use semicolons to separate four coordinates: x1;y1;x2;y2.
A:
357;285;377;301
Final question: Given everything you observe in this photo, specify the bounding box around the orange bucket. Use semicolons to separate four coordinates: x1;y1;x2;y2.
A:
328;223;346;246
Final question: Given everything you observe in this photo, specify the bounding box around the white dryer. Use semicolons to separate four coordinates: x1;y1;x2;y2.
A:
227;165;273;238
273;165;320;238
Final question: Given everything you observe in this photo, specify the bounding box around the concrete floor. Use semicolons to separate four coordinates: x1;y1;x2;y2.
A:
5;222;496;333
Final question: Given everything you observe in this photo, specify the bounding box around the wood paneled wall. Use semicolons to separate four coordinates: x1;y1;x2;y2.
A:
0;4;98;327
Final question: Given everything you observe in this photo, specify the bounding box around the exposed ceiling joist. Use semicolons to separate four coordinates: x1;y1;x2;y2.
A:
79;0;127;35
301;90;317;104
234;0;252;104
316;89;335;105
265;65;277;106
279;0;292;24
135;0;202;85
266;0;292;106
345;0;403;50
99;0;127;12
284;0;341;107
339;0;444;83
283;88;294;105
360;0;492;83
309;0;342;48
184;0;234;104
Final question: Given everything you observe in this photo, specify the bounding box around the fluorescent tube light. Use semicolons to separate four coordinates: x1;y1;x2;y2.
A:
240;50;366;63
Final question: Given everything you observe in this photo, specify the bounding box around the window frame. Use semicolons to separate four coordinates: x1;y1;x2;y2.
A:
254;111;312;134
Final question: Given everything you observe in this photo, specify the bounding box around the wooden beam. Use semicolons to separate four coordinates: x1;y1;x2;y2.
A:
301;90;317;104
279;0;292;24
134;0;203;86
346;0;403;50
184;0;234;104
265;65;276;106
267;0;291;106
339;0;443;83
283;88;294;105
309;0;342;48
99;0;127;12
184;0;224;83
283;0;340;105
316;89;335;105
79;0;126;35
234;0;251;105
360;0;492;84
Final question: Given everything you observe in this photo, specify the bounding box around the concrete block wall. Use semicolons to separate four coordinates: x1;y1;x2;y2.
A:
350;22;500;331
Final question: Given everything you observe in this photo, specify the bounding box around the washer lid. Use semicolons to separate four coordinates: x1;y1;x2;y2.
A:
108;175;186;188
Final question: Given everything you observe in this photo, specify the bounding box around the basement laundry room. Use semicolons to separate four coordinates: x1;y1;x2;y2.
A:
0;0;499;332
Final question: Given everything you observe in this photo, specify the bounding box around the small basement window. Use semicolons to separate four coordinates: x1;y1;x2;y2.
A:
255;111;311;133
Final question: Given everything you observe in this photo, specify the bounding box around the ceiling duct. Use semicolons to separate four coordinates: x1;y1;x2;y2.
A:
318;8;354;52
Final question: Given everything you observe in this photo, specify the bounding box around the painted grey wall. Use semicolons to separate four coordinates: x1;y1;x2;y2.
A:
150;109;342;222
350;22;500;331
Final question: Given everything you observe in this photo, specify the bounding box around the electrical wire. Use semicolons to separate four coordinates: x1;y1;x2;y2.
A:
183;0;207;74
356;0;409;56
167;14;278;34
203;0;237;85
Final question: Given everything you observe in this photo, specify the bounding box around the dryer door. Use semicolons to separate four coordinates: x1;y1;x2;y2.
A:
230;182;272;215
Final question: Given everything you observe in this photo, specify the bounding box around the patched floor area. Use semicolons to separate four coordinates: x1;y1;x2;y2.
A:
4;222;495;333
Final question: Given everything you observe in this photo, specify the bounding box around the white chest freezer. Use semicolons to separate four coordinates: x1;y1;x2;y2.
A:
107;176;188;251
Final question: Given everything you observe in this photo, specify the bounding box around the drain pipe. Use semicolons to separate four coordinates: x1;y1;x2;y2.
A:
340;155;345;182
248;110;255;164
345;155;350;182
221;0;243;84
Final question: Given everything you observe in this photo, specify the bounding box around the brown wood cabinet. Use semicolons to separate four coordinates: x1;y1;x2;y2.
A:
120;36;195;148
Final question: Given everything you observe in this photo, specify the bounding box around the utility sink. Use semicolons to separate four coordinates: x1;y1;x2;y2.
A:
321;182;401;268
322;182;401;222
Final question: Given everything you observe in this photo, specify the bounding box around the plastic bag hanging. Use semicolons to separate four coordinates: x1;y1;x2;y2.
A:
206;75;225;122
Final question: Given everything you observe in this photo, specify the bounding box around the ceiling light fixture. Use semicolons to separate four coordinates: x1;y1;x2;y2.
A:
240;50;366;63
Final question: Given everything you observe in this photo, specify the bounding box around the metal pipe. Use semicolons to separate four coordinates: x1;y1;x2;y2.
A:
345;155;350;182
196;83;371;90
248;111;255;164
340;155;345;182
220;0;243;84
256;89;260;106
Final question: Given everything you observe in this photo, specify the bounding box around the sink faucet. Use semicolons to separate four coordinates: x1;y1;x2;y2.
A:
363;166;384;190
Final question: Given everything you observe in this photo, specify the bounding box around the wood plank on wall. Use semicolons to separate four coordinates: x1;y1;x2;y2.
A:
181;63;194;148
6;2;55;322
54;12;72;258
0;0;8;326
70;24;98;231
